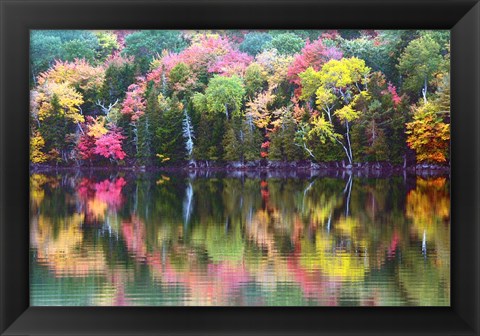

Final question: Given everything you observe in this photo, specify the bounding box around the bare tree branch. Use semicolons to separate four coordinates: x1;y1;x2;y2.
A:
96;99;119;115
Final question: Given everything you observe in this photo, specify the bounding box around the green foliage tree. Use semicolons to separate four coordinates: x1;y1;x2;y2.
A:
38;94;72;163
434;73;450;120
242;120;263;161
267;32;305;55
418;30;450;53
338;35;398;86
397;35;443;103
351;72;408;163
193;113;226;161
30;30;99;84
223;117;262;162
122;30;187;73
222;121;242;161
30;33;62;84
203;75;246;119
100;57;136;104
168;62;197;100
61;39;97;64
268;110;303;161
239;32;273;56
29;29;450;168
136;87;162;162
155;96;187;162
244;63;267;99
94;31;119;61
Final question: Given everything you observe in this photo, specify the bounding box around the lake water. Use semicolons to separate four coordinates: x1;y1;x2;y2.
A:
30;170;450;306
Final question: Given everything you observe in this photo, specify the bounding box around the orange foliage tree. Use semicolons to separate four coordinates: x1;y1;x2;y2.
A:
406;102;450;163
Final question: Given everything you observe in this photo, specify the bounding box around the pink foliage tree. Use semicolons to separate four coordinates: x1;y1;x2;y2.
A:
121;80;146;122
148;35;250;83
94;126;127;161
387;83;402;107
207;49;253;77
152;36;231;79
287;39;343;97
77;116;98;161
179;35;231;73
138;36;240;102
77;134;96;160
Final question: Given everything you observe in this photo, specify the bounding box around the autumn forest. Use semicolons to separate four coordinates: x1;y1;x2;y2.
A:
30;30;451;306
30;30;450;169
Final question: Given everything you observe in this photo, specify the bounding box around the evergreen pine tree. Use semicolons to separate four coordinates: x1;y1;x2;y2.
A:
223;120;242;162
242;118;262;161
156;96;186;162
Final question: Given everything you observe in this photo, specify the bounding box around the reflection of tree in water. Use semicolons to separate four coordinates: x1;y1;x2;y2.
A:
77;177;127;224
31;212;108;277
29;172;450;306
399;177;450;306
300;224;368;281
183;181;194;227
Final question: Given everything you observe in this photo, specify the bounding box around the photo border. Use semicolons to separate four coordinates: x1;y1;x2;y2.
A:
1;0;479;335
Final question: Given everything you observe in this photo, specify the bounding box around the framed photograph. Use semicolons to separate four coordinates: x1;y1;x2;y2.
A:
1;0;479;335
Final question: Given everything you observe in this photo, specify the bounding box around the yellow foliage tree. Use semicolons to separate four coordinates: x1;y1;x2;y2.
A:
37;59;105;93
30;131;48;163
34;82;84;123
406;102;450;163
87;116;108;138
245;90;275;129
256;49;294;88
299;57;371;164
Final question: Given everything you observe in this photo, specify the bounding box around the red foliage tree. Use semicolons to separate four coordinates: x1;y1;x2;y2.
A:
77;133;96;160
77;116;110;162
94;126;127;161
387;83;402;107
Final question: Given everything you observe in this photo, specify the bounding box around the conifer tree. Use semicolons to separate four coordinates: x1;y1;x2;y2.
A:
155;96;186;162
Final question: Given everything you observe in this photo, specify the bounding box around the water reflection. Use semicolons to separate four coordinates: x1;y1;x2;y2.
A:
30;171;450;306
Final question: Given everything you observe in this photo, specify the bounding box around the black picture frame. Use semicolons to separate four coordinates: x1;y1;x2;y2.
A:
1;0;479;335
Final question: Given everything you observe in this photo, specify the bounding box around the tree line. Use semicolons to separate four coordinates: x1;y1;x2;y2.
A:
29;30;450;167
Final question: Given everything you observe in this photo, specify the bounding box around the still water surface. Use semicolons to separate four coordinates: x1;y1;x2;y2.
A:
30;170;450;306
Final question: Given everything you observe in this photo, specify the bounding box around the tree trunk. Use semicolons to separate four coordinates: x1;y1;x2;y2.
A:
422;76;428;104
344;174;353;217
345;120;353;165
162;72;167;95
32;69;37;86
324;105;333;123
303;143;315;159
335;137;352;166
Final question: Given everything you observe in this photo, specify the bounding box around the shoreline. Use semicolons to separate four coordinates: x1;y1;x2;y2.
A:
30;161;450;177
